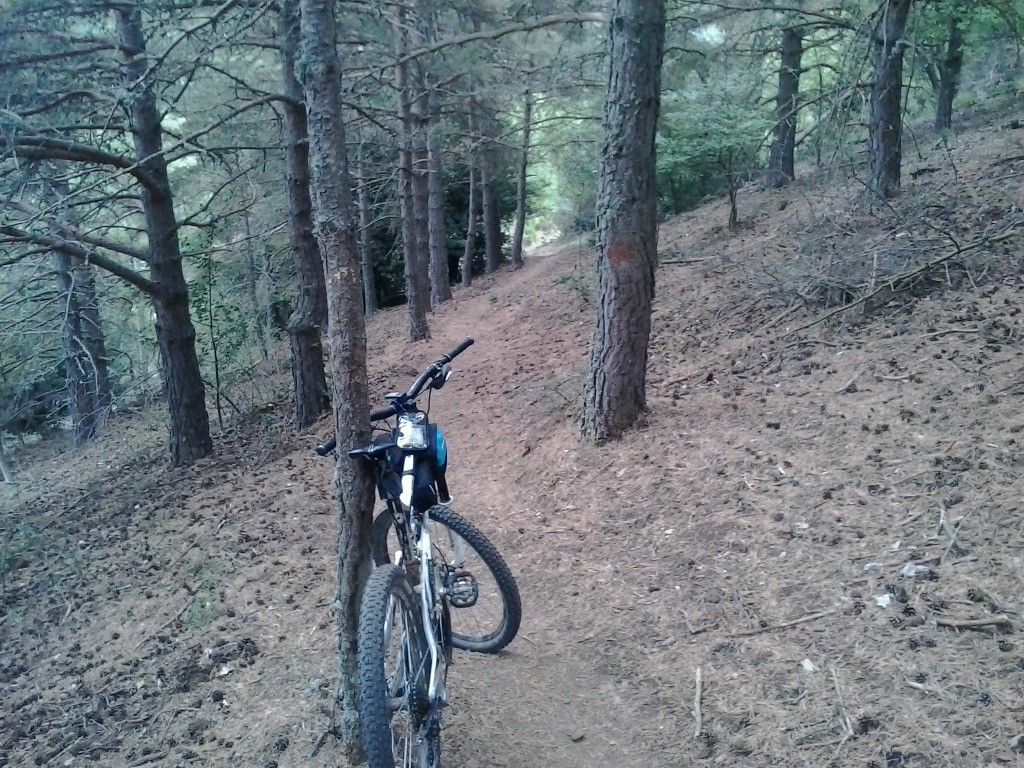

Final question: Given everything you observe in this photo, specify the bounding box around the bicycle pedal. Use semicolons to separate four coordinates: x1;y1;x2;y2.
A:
447;570;478;608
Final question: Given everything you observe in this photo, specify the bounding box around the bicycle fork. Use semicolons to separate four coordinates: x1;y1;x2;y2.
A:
416;511;446;704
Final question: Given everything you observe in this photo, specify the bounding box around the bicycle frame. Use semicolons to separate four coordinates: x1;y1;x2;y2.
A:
415;509;445;701
374;456;452;703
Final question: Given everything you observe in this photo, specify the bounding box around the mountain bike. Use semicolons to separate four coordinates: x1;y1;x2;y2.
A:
316;338;521;768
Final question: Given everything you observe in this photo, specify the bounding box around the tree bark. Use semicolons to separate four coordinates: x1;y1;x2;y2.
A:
297;0;376;759
479;118;502;274
418;2;451;308
461;101;479;288
934;6;964;130
243;212;269;362
355;142;378;314
462;161;477;288
0;435;13;483
868;0;913;200
280;0;329;431
117;3;211;466
55;253;111;444
75;263;110;414
410;88;432;309
46;172;112;445
510;88;532;268
768;28;802;189
581;0;666;444
426;87;452;306
396;11;430;341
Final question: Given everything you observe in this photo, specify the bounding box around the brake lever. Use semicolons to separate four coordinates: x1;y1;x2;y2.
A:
430;365;453;390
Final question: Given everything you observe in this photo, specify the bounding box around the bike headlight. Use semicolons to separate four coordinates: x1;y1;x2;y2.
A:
396;411;429;450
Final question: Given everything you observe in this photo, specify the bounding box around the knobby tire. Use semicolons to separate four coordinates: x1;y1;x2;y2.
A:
357;564;438;768
372;505;522;653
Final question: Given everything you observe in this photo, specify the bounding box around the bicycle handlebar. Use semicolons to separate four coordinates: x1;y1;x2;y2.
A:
404;337;475;402
315;338;474;456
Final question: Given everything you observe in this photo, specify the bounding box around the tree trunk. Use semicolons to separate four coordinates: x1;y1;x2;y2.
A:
479;126;502;274
355;142;378;314
117;3;211;466
55;253;110;444
462;161;477;288
510;89;532;268
280;0;329;431
75;263;110;415
47;172;112;444
396;13;430;341
581;0;666;444
297;0;376;759
868;0;913;200
410;89;433;310
0;435;13;483
768;28;802;189
242;204;271;361
935;6;964;130
418;1;451;308
461;102;479;288
724;153;740;229
427;88;452;306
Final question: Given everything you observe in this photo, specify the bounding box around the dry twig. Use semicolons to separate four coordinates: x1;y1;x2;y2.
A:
731;608;837;637
127;753;168;768
134;597;193;650
693;667;704;737
935;615;1013;630
830;666;854;758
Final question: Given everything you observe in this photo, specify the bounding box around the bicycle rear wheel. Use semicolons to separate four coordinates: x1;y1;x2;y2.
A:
372;506;521;653
357;564;440;768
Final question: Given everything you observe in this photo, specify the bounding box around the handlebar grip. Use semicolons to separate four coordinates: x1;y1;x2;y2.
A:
315;436;337;456
443;338;474;362
370;404;397;421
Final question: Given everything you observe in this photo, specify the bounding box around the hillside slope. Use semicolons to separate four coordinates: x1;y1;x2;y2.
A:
2;118;1023;768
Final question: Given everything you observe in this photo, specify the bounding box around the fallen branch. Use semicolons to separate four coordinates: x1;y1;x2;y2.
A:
795;737;845;749
134;597;193;650
682;610;715;635
661;257;712;266
831;666;854;740
935;615;1013;630
693;667;704;737
922;327;980;339
127;753;168;768
778;226;1018;339
731;608;836;636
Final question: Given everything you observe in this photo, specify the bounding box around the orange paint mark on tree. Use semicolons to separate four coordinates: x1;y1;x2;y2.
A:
607;241;633;264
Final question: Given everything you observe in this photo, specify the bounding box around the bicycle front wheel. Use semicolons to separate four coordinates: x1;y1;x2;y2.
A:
372;506;522;653
357;564;440;768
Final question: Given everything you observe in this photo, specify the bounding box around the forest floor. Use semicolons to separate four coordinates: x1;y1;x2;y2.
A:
3;111;1024;768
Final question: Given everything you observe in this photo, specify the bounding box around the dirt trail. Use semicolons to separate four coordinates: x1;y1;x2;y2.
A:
363;245;672;767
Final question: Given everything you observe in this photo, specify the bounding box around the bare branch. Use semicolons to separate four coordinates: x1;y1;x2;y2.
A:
9;135;162;192
0;44;113;72
0;225;159;296
2;200;149;261
395;12;609;67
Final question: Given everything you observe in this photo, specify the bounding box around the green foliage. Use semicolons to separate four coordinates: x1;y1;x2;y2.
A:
528;105;602;236
0;522;37;580
657;76;771;215
0;262;65;433
183;561;223;630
